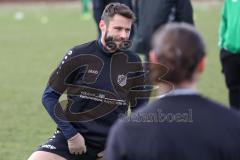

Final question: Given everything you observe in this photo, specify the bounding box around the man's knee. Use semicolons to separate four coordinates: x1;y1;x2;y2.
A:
27;151;67;160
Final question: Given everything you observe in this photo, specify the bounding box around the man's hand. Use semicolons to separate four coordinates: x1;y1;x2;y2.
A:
67;133;87;155
97;150;105;160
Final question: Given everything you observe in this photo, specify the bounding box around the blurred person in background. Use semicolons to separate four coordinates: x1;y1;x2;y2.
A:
218;0;240;109
106;23;240;160
132;0;194;62
28;3;149;160
80;0;91;20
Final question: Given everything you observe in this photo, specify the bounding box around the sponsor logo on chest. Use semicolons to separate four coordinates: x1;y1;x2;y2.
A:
88;69;99;74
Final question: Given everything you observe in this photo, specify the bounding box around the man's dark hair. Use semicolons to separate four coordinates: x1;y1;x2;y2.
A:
150;23;206;85
101;2;136;25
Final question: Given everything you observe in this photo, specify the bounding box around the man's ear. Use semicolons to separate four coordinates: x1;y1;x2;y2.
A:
149;50;158;64
196;56;206;74
99;20;106;32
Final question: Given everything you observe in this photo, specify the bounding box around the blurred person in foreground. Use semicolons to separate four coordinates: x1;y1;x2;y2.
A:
28;3;149;160
106;23;240;160
218;0;240;109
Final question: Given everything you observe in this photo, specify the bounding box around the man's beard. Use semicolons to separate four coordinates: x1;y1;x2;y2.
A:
103;31;132;53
